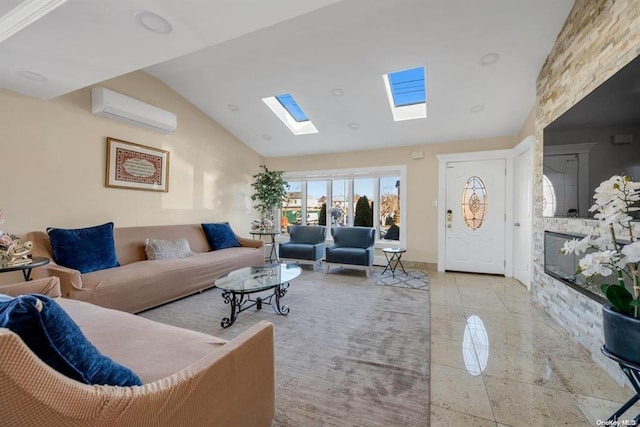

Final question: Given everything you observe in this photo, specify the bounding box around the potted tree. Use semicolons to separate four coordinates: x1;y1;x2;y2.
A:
250;165;289;231
562;175;640;364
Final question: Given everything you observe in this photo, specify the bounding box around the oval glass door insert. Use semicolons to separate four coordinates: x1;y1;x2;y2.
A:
461;176;487;230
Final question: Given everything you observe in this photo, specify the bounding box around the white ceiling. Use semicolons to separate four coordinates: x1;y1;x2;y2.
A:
0;0;574;158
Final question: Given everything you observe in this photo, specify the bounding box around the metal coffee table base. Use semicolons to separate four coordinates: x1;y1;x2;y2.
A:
221;282;290;328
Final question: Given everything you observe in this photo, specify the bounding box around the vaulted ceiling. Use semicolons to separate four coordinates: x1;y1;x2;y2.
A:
0;0;574;157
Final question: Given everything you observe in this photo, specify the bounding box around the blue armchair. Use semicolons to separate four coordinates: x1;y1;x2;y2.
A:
325;227;376;277
278;225;327;270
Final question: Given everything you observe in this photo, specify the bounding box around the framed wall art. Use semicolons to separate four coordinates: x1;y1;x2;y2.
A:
105;137;170;192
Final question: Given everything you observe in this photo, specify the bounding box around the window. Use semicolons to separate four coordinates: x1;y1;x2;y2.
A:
353;178;374;227
331;179;348;227
275;94;309;122
282;166;406;245
461;176;487;231
262;93;318;135
283;181;302;231
387;67;426;107
380;177;400;240
306;181;327;226
383;66;427;122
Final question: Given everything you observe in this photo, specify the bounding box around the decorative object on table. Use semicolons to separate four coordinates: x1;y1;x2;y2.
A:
562;175;640;364
0;256;49;281
250;164;289;225
105;137;170;192
330;205;345;226
251;218;275;232
0;209;33;266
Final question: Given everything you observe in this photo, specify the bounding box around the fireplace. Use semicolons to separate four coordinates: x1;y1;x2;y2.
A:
544;231;607;304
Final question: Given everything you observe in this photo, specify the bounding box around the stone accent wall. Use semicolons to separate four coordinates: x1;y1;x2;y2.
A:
534;0;640;385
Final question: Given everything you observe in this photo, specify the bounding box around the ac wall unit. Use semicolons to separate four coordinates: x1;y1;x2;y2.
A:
91;87;177;134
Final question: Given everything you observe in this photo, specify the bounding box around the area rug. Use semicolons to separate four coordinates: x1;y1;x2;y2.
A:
374;268;430;290
139;268;430;427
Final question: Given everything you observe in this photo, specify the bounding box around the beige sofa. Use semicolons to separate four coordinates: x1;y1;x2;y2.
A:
0;277;275;427
27;224;264;313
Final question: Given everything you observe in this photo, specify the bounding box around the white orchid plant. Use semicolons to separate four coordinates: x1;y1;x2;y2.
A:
562;175;640;318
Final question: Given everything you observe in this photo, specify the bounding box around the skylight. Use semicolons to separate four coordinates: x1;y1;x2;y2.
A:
262;93;318;135
383;66;427;122
275;94;308;122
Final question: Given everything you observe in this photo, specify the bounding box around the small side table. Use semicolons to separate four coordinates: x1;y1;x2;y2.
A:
381;248;408;278
250;231;280;263
0;256;50;281
601;345;640;424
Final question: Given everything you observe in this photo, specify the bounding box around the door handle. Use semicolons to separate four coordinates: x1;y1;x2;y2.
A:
513;222;521;227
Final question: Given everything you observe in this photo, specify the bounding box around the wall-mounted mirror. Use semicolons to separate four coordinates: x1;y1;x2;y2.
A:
543;54;640;219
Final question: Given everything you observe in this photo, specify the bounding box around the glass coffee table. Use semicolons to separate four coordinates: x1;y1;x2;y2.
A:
215;263;302;328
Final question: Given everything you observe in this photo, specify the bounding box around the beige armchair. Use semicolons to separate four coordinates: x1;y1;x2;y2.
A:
0;277;275;427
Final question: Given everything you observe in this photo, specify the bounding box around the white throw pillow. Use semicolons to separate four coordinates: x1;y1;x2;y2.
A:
145;238;194;260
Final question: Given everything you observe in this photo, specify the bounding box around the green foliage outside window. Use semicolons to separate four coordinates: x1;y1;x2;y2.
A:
354;196;373;227
318;203;327;226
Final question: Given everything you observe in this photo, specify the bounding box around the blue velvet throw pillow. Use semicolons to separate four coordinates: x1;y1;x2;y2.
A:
47;222;120;274
201;222;241;251
0;293;142;386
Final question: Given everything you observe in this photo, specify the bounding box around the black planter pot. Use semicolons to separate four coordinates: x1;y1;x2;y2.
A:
602;303;640;366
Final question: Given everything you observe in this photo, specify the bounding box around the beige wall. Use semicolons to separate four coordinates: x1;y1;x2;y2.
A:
0;71;262;282
266;135;517;264
518;104;536;143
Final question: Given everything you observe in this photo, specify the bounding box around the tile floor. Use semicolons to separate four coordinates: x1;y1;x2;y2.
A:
428;271;639;426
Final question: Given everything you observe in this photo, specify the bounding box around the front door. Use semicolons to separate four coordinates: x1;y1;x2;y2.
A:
445;159;506;274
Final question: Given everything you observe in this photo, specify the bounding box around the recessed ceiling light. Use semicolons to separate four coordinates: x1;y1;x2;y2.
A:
18;70;47;82
470;105;485;113
227;104;240;112
331;88;344;97
480;53;499;66
133;10;172;34
348;123;360;130
262;134;272;141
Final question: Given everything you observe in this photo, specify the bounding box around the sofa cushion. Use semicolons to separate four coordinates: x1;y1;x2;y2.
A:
58;298;228;383
279;243;323;261
47;222;120;274
145;238;193;260
201;223;241;250
325;246;373;266
0;293;141;386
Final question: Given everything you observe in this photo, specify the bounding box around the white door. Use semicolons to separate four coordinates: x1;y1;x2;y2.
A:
513;146;533;288
445;159;506;274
